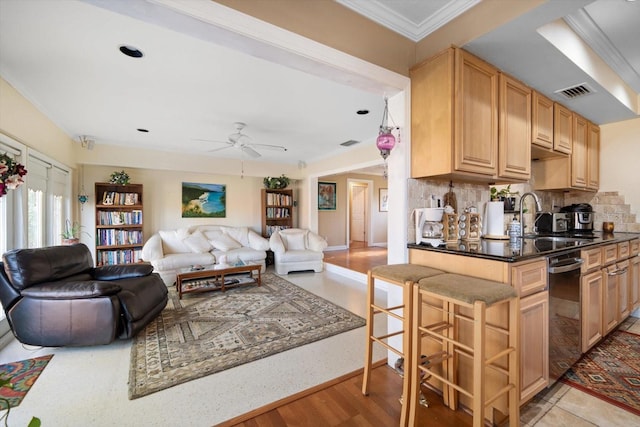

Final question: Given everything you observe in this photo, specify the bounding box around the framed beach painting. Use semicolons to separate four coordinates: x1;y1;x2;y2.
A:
182;182;226;218
318;182;336;211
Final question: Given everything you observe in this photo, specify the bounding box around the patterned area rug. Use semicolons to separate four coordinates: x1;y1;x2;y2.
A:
129;273;365;399
561;329;640;416
0;355;53;409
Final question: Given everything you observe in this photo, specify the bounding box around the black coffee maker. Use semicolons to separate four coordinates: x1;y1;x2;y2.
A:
560;203;594;235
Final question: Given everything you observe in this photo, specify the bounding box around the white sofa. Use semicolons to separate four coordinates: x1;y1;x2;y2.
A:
269;228;328;275
142;225;269;286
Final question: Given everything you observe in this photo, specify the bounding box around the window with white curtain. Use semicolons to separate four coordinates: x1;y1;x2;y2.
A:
1;133;72;346
26;155;71;247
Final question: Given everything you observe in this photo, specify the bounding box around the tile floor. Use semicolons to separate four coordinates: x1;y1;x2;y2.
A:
0;266;639;426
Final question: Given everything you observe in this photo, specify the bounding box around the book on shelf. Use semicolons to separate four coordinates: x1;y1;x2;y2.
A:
97;229;143;246
102;191;140;206
265;225;291;237
97;248;142;265
266;192;292;206
98;210;143;225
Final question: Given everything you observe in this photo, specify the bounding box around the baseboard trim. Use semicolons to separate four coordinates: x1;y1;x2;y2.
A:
214;358;388;427
325;245;348;251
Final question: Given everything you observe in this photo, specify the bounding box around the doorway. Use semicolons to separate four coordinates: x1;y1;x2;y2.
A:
348;179;374;249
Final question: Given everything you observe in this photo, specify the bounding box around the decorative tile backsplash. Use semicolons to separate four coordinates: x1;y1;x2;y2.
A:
408;178;639;241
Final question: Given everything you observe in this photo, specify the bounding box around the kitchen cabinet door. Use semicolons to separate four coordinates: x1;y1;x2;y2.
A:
454;49;499;176
520;291;549;404
499;73;531;180
553;103;573;154
581;270;603;353
618;260;630;321
587;122;600;190
603;265;619;335
631;255;640;311
571;113;588;188
410;47;499;180
531;91;553;151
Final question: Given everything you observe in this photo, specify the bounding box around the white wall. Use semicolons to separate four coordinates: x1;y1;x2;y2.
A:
600;117;640;216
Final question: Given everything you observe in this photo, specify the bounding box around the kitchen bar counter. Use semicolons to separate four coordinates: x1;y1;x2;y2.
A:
407;232;640;262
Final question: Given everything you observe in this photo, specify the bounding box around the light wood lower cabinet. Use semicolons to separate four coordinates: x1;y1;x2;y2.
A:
618;260;630;320
603;265;619;335
581;271;603;353
631;255;640;311
519;291;549;403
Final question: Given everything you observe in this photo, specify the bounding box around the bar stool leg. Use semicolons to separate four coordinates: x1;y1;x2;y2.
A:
473;301;486;427
362;270;375;396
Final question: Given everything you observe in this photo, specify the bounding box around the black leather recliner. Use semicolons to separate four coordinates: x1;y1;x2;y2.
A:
0;244;168;346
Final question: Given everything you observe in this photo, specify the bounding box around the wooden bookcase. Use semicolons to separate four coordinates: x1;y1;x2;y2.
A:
261;188;293;237
94;182;144;265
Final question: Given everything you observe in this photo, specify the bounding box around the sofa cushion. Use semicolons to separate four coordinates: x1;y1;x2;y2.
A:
183;230;212;253
21;281;122;299
151;252;215;272
212;247;266;264
159;229;191;254
210;233;242;251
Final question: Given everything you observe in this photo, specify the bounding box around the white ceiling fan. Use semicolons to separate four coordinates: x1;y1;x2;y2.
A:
196;122;287;158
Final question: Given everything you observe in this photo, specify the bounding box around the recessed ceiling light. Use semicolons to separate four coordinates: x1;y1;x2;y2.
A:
119;45;144;58
356;109;369;115
137;128;149;133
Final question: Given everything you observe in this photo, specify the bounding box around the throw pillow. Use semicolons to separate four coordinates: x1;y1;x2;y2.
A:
183;230;212;253
210;233;242;251
221;226;250;247
158;229;190;254
282;230;307;251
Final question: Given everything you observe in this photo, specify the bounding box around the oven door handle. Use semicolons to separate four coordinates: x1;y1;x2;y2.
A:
548;258;584;274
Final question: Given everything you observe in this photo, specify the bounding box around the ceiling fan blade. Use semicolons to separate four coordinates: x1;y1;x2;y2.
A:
249;143;287;152
241;146;261;158
208;144;233;153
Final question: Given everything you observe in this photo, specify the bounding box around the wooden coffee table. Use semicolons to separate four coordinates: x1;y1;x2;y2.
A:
176;262;261;299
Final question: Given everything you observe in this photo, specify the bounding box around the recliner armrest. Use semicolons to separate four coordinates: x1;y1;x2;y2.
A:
21;281;121;299
93;264;154;280
308;232;328;252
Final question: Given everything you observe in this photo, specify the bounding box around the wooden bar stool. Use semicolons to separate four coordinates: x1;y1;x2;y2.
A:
409;273;519;427
361;264;444;427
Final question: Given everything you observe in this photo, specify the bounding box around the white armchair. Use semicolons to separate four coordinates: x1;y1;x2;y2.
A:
269;228;328;275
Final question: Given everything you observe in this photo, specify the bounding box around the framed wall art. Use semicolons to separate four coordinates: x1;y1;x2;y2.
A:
318;182;336;211
379;188;388;212
182;182;226;218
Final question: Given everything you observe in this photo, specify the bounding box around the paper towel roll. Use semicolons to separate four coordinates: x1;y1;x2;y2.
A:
485;201;506;236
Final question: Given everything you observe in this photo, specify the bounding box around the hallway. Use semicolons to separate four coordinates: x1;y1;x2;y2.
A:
323;243;388;274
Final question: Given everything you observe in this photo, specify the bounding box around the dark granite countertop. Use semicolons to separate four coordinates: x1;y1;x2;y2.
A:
407;232;639;262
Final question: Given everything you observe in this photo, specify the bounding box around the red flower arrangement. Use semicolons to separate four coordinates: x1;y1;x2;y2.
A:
0;153;28;197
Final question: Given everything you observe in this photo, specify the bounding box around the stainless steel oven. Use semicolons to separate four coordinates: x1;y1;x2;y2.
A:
547;250;584;383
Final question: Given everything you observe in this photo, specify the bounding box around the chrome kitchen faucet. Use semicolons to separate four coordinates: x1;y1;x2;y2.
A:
519;192;542;237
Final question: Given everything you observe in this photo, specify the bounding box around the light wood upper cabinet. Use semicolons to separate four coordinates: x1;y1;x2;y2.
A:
587;122;600;190
532;112;599;192
499;73;531;180
531;91;554;152
553;103;573;154
571;113;588;188
411;47;499;180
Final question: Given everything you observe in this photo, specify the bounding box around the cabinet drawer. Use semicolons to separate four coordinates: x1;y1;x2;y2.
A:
602;244;618;265
618;242;630;260
581;247;602;273
512;259;547;297
631;239;639;256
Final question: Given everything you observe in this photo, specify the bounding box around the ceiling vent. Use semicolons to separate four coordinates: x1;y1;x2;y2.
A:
340;139;360;147
554;82;596;100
